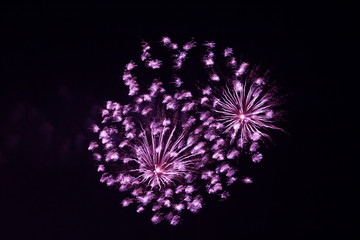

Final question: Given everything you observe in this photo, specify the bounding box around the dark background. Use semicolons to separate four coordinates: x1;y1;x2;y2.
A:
0;3;340;240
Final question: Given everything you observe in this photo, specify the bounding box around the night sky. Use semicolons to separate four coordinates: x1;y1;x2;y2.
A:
0;4;339;240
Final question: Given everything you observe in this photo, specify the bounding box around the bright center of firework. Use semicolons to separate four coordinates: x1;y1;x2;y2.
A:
154;166;162;174
133;126;199;189
239;113;246;120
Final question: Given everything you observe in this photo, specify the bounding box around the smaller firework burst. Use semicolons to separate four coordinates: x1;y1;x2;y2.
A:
198;43;284;163
215;80;282;153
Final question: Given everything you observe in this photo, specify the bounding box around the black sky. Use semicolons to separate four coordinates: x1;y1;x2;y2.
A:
0;4;340;240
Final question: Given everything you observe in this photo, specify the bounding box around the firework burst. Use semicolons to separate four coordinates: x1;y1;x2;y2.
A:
215;81;282;151
89;89;206;225
89;36;285;225
89;37;239;225
197;43;284;162
132;125;201;189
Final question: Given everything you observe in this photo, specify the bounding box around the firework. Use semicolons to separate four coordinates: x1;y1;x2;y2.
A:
214;81;282;160
89;36;284;225
198;43;284;162
89;37;238;225
90;88;206;226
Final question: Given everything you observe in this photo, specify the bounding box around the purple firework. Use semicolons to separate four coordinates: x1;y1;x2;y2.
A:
198;43;284;163
89;37;238;225
132;125;200;189
214;81;282;160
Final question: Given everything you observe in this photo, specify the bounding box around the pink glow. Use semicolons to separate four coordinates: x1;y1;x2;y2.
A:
161;36;171;45
147;59;162;69
204;58;214;66
224;48;233;57
174;77;183;87
210;73;220;81
235;62;248;76
126;61;137;70
183;39;196;51
242;177;253;184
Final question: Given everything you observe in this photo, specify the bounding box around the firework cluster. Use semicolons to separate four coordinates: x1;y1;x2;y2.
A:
89;36;283;225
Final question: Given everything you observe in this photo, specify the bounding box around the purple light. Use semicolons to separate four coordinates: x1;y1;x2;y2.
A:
242;177;253;184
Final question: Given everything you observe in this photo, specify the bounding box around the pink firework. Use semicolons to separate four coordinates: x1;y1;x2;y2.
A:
198;43;284;162
89;37;239;225
131;125;201;189
90;90;206;226
215;81;282;151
